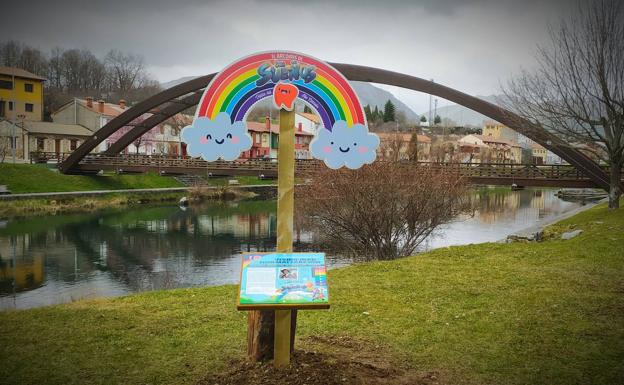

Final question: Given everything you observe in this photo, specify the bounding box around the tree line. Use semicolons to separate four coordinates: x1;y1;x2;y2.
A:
0;40;161;119
363;100;396;124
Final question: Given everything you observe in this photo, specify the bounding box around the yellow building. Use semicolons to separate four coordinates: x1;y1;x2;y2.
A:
531;143;548;164
0;67;45;122
483;120;518;143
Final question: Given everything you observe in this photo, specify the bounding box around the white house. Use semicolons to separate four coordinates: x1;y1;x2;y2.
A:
295;112;321;135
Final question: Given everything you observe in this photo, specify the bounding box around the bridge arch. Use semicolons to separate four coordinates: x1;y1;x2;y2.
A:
59;63;612;190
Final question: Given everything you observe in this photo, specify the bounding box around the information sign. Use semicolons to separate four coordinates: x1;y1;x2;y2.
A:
237;252;330;310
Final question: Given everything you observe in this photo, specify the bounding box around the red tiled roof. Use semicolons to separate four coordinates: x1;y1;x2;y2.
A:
473;135;521;147
77;99;127;117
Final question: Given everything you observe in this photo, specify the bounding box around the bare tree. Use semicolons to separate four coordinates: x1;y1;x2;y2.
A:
0;137;9;163
379;133;406;161
504;0;624;209
105;50;145;93
0;41;24;67
297;162;468;260
408;132;419;162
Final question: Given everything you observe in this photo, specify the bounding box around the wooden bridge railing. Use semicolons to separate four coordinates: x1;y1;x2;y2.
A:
72;154;622;185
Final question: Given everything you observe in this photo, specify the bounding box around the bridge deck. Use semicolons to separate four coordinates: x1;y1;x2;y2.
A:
61;154;623;188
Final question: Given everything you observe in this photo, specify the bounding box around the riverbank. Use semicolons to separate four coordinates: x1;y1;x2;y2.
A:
0;164;276;193
0;186;277;218
1;201;622;385
0;164;278;218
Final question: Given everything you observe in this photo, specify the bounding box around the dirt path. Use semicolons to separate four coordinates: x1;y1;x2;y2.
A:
199;336;443;385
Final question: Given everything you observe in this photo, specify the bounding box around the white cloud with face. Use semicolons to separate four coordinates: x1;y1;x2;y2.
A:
310;121;380;169
181;112;252;161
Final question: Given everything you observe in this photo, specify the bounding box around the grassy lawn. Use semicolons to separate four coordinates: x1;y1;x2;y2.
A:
0;202;622;385
0;164;183;193
0;164;275;194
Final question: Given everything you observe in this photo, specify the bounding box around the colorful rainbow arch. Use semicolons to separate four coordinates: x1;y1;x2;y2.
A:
196;51;367;130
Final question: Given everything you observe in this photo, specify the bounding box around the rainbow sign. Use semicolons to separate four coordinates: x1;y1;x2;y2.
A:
197;51;365;129
181;51;379;169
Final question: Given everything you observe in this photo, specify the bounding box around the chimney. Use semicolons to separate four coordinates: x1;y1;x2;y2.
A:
86;96;93;108
265;115;270;130
97;99;105;113
119;99;126;109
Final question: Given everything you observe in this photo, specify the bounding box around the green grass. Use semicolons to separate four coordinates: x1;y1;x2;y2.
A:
1;202;623;385
0;164;277;193
0;164;183;193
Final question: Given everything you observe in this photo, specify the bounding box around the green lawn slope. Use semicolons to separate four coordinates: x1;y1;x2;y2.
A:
0;164;183;193
0;202;622;385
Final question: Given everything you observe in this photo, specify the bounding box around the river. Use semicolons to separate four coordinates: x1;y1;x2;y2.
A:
0;187;585;310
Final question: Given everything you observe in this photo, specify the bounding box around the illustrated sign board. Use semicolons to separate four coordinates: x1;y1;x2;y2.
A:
180;51;379;169
237;252;330;310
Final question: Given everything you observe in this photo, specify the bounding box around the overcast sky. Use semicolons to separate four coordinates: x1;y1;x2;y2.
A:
4;0;578;113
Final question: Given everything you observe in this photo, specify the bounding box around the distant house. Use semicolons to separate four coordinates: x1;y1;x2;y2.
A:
244;117;314;160
376;132;431;161
52;97;130;152
0;68;101;163
458;134;522;163
483;120;518;142
0;66;45;122
531;143;548;165
295;112;321;135
0;120;92;161
52;98;191;156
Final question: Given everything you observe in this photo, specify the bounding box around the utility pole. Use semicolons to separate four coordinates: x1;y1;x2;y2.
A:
428;78;433;128
435;98;441;135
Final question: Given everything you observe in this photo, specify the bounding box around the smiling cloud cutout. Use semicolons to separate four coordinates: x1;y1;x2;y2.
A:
181;112;252;161
310;121;380;169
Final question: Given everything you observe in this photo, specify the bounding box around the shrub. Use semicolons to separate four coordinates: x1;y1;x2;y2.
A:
297;162;468;260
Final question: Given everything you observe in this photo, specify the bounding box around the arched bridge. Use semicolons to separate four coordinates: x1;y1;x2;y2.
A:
59;63;618;191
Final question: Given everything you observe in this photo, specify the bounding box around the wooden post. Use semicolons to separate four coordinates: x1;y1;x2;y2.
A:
274;108;296;367
246;108;297;365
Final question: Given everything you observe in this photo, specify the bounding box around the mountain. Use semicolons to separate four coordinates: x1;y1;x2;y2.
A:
160;77;420;123
350;81;419;122
419;95;507;127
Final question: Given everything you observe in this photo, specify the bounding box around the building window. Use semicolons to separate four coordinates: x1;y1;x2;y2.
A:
8;101;13;111
25;103;34;112
24;83;34;92
70;140;78;151
0;80;12;89
37;138;45;150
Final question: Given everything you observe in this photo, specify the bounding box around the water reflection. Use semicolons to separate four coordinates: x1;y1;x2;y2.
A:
0;201;283;310
0;188;583;310
421;187;584;250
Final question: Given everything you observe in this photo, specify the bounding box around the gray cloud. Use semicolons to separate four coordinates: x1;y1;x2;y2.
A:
3;0;581;113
